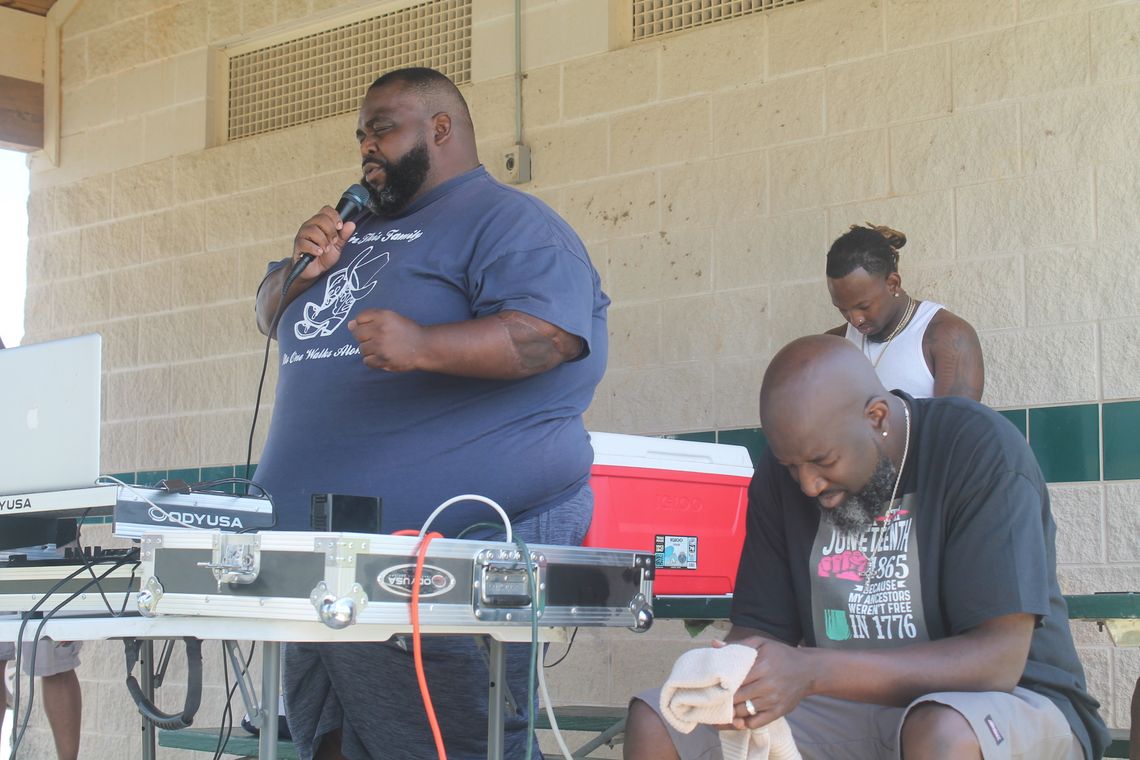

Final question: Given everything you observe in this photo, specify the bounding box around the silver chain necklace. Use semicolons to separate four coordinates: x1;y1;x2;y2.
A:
861;399;911;583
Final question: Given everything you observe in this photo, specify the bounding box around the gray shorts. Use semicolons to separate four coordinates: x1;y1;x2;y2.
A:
0;543;83;679
636;685;1084;760
284;485;594;760
0;640;83;677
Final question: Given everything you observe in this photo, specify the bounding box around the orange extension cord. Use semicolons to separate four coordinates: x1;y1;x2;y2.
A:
393;529;447;760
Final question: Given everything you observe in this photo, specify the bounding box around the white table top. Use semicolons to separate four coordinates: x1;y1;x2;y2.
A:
0;613;568;644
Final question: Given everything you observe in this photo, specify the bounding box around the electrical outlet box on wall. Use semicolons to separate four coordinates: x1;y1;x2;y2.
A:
503;143;531;184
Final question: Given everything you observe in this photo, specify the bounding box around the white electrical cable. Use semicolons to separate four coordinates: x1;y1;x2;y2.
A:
536;657;576;760
97;476;206;531
417;494;513;543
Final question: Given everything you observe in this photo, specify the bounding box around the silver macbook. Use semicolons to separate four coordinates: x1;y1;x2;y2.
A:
0;334;102;495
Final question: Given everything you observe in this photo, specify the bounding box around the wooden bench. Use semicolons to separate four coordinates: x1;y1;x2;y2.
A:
156;593;1137;759
156;708;626;759
157;706;627;759
151;724;1135;759
158;726;299;759
534;705;627;758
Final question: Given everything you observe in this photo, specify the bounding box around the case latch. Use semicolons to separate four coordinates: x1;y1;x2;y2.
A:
197;533;261;590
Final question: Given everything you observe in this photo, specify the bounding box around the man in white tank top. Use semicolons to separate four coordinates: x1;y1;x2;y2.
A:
824;224;984;401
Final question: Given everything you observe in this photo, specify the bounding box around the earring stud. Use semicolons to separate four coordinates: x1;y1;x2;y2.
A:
882;430;888;437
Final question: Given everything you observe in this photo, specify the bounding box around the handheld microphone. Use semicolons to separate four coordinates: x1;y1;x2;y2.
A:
282;184;371;292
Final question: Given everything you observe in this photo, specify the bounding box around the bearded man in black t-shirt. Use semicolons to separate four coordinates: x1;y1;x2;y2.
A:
625;335;1109;760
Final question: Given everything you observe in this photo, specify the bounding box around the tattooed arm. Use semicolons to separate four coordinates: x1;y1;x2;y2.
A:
923;309;985;401
347;308;583;379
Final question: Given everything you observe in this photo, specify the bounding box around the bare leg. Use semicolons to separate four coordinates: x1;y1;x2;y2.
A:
624;698;682;760
40;669;81;760
900;702;982;760
315;728;351;760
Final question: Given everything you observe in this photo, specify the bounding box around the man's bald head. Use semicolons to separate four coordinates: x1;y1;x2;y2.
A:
760;335;887;435
369;67;474;136
760;336;906;534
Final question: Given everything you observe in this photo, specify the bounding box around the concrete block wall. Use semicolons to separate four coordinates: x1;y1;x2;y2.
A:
16;0;1140;755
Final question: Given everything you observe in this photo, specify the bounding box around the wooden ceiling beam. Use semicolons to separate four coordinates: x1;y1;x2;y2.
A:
0;74;43;151
0;1;57;17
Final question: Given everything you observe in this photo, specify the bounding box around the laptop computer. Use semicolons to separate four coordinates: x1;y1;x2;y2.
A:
0;333;102;496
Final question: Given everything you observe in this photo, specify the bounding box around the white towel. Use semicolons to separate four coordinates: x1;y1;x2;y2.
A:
659;644;801;760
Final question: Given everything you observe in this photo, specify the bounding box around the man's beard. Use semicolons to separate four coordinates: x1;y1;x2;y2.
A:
361;139;430;216
818;455;897;536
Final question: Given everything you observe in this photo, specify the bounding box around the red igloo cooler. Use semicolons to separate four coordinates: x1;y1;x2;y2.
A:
585;432;754;596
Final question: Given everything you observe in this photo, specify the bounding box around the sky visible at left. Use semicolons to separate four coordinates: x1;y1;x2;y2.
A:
0;148;30;347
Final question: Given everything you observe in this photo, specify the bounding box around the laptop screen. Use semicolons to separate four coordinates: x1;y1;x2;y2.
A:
0;334;102;496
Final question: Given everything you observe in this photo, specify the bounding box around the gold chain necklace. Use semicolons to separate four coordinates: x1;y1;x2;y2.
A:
861;398;911;583
861;296;916;368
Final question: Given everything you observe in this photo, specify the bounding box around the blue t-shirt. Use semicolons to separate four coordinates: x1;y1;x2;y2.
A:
254;167;609;535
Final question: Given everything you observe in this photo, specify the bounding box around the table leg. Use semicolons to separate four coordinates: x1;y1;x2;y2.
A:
140;640;156;760
487;638;504;760
259;642;281;760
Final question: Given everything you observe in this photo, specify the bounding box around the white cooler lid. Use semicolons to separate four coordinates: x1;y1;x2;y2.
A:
588;431;755;478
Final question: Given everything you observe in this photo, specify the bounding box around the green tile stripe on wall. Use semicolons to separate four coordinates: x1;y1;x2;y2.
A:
201;465;237;493
167;467;201;488
81;466;246;524
106;467;251;488
134;469;169;487
671;431;716;444
1028;404;1100;483
997;408;1027;439
1004;402;1140;484
85;398;1139;529
670;400;1140;485
1103;400;1140;481
667;429;767;465
717;428;768;466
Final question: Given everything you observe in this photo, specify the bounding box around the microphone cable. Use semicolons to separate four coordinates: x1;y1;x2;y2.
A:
242;261;328;487
243;185;369;490
243;299;283;490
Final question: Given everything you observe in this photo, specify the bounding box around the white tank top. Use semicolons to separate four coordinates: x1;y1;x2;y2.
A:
844;300;943;398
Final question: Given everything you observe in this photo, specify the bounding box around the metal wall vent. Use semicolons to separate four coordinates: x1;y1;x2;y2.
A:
632;0;807;41
227;0;471;141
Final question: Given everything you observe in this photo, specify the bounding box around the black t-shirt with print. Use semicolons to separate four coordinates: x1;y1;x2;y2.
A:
731;392;1109;760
